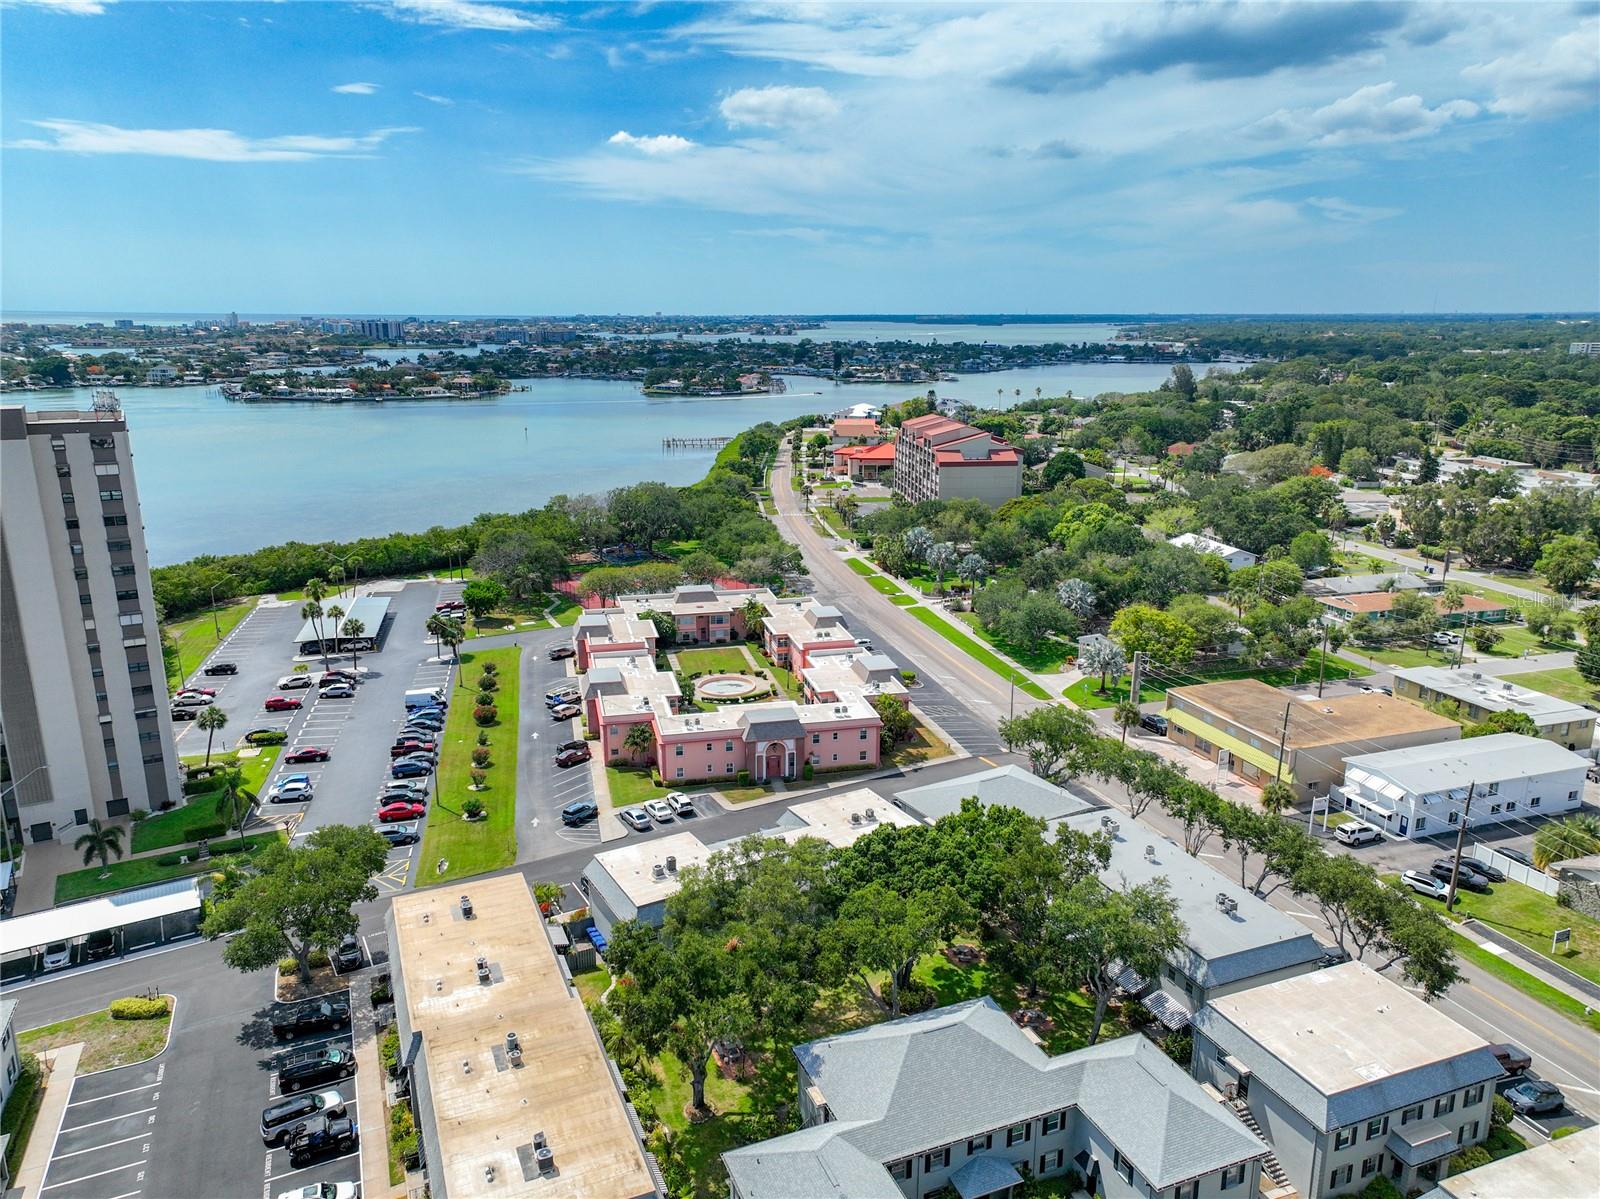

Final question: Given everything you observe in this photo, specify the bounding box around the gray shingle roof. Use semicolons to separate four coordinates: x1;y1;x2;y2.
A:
739;705;806;741
725;999;1264;1197
896;764;1098;825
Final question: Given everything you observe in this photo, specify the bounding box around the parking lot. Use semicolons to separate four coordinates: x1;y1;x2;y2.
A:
257;990;362;1199
39;1055;167;1199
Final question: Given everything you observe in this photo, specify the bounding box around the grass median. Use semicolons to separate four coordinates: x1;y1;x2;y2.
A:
419;647;521;883
1452;935;1600;1034
132;748;279;853
55;832;284;904
161;598;257;688
1448;880;1600;987
907;608;1051;701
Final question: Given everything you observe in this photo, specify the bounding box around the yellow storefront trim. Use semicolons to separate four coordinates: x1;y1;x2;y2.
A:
1164;706;1296;784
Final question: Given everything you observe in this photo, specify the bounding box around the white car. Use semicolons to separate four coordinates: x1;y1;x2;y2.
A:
171;693;214;708
1333;820;1383;847
278;674;314;690
666;792;696;817
1400;869;1449;900
277;1183;357;1199
269;780;314;804
645;799;675;823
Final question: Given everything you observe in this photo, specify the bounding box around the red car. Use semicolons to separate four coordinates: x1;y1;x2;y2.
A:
377;800;426;823
390;740;437;758
284;746;331;764
176;685;217;697
264;695;304;712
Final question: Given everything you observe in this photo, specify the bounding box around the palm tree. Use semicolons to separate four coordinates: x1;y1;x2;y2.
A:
1261;779;1296;819
301;599;327;671
740;597;768;641
74;818;125;878
425;613;452;661
450;540;469;580
1533;813;1600;870
341;617;365;675
623;723;656;764
326;604;346;658
195;705;228;767
217;768;258;851
1113;700;1141;745
304;578;331;669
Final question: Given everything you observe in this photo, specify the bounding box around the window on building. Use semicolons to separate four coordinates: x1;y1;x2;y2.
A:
56;463;70;477
73;567;88;580
69;542;84;555
1220;1163;1247;1191
859;750;868;761
142;752;163;766
1416;817;1428;831
103;514;128;527
675;767;684;779
1334;1128;1355;1150
1173;1182;1197;1199
1435;1095;1456;1117
1459;1121;1479;1144
123;636;146;648
99;489;123;501
1448;811;1460;825
65;517;80;530
1489;803;1502;814
1566;791;1577;801
1111;1149;1133;1184
94;462;119;476
90;435;114;449
860;727;869;739
1360;1155;1382;1178
1464;1085;1485;1106
108;539;131;551
922;1147;950;1172
80;593;93;606
1007;1123;1030;1148
138;731;161;743
128;661;149;674
1039;1150;1064;1175
115;589;139;601
674;744;683;756
1366;1117;1389;1140
1531;797;1542;808
888;1160;911;1181
111;563;134;576
725;740;733;752
1401;1105;1424;1125
1505;801;1516;811
118;612;143;626
811;733;820;744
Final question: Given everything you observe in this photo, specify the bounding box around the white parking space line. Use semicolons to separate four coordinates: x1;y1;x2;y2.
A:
67;1084;159;1107
102;1191;143;1199
42;1161;147;1189
52;1132;150;1161
62;1106;158;1132
264;1147;361;1184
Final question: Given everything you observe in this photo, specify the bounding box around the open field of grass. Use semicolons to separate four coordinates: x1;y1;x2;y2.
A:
1065;651;1369;710
906;609;1052;700
56;832;284;904
417;648;520;883
572;968;610;1008
162;598;257;688
606;766;660;808
955;612;1073;673
19;999;173;1074
133;748;279;852
1449;880;1600;987
886;721;955;768
1513;667;1596;707
676;646;758;676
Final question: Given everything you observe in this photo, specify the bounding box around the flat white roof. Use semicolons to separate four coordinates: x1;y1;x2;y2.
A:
766;789;920;847
1206;963;1489;1096
1392;666;1591;724
1342;733;1587;797
1430;1125;1600;1199
2;878;200;950
588;832;717;908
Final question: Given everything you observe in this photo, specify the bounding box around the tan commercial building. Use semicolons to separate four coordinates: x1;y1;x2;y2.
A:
1163;679;1459;800
387;875;660;1199
892;414;1022;506
1;404;179;845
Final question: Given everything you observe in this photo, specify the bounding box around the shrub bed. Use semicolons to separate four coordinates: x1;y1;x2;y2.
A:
109;996;171;1020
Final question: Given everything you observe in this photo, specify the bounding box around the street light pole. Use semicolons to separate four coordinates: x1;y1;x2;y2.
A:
208;582;222;641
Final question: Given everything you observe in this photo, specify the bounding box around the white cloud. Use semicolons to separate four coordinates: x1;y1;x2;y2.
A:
333;82;380;95
381;0;557;33
1;0;112;13
8;120;418;162
1464;19;1600;116
607;130;696;155
1304;196;1404;223
413;91;455;105
1255;82;1479;146
719;85;840;129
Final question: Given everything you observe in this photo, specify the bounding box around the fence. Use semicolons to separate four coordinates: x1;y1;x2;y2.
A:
1471;842;1559;895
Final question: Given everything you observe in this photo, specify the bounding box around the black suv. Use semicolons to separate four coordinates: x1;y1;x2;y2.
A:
203;661;238;675
284;1113;358;1168
271;999;351;1040
277;1046;356;1091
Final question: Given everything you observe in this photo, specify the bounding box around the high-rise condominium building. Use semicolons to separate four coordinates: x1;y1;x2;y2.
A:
1;404;179;846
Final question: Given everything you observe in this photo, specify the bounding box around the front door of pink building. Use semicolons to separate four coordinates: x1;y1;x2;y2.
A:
763;741;786;781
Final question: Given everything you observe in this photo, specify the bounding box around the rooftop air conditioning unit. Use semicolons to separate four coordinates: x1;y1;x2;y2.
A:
865;808;877;822
1216;892;1231;910
1144;845;1157;861
651;863;667;880
850;812;863;826
666;855;677;873
1101;814;1114;829
460;895;474;920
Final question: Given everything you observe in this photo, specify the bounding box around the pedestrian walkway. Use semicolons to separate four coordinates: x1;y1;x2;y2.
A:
12;1042;83;1199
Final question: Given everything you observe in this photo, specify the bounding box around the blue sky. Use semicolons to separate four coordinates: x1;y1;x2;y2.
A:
2;0;1596;315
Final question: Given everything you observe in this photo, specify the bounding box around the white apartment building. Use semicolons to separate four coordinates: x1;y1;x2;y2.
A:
1;405;180;843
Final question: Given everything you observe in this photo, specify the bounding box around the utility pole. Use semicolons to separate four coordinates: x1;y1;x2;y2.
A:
1128;651;1146;704
1274;702;1292;782
1317;623;1331;698
1446;782;1475;912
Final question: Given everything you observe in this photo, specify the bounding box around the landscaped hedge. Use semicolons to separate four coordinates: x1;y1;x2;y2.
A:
109;996;169;1020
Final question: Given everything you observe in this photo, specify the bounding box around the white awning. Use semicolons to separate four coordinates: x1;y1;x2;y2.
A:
1142;989;1193;1031
1;878;200;950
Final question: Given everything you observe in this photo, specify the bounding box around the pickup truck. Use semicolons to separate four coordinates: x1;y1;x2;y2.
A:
272;1000;352;1040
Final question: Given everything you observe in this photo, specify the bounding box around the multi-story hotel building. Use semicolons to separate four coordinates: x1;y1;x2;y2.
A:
892;413;1023;506
1;403;180;844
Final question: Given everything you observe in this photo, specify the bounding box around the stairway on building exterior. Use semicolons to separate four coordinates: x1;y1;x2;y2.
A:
1228;1097;1297;1199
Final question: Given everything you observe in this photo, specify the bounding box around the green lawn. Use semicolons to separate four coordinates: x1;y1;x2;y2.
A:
906;608;1052;701
2;1056;44;1179
132;747;279;852
161;598;256;688
885;721;955;769
1353;642;1458;668
718;785;773;803
1512;667;1596;708
1065;651;1370;710
54;831;284;903
955;612;1072;673
676;646;758;676
1479;570;1556;598
550;595;582;626
1449;880;1600;987
889;594;918;607
1452;935;1600;1034
844;557;882;579
572;968;610;1008
417;647;521;883
606;766;661;808
1469;623;1578;659
19;999;172;1073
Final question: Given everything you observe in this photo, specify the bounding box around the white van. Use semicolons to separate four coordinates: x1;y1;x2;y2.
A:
1334;820;1383;847
404;688;446;711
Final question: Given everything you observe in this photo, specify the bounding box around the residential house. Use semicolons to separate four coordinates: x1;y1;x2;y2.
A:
0;1000;18;1113
892;413;1023;506
571;611;657;671
1059;812;1325;1031
1316;592;1509;626
1168;533;1258;571
1421;1124;1600;1199
1333;733;1588;840
1163;679;1460;801
1389;665;1595;750
616;583;774;649
1305;573;1440;598
724;997;1266;1199
1192;963;1504;1199
830;417;884;446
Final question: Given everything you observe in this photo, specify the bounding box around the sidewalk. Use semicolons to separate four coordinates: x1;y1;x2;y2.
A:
349;972;405;1199
13;1042;82;1199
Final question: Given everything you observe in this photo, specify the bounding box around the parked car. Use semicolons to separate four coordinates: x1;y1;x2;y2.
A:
271;999;351;1040
319;670;358;685
1334;820;1383;847
548;645;576;660
41;940;71;971
320;683;356;699
394;751;437;768
382;779;429;797
1490;1043;1532;1076
435;599;466;614
284;1113;358;1169
556;739;586;755
170;706;199;721
378;800;427;823
390;759;432;779
1506;1079;1564;1116
278;675;314;690
1429;860;1490;891
333;936;363;972
1460;857;1506;882
561;799;599;825
404;713;444;729
401;721;444;738
203;661;238;676
261;1090;346;1146
1360;684;1395;695
285;746;331;764
645;799;675;823
545;690;579;708
277;1046;356;1092
1400;869;1450;900
620;806;652;832
390;740;436;758
1498;846;1536;868
175;685;217;697
276;1181;357;1199
666;792;696;817
265;695;304;712
375;823;420;846
1428;632;1459;646
243;727;285;745
549;703;581;721
1138;713;1169;735
555;745;591;768
269;780;314;805
172;693;214;708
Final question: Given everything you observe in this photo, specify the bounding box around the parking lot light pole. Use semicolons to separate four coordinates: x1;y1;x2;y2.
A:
208;581;223;640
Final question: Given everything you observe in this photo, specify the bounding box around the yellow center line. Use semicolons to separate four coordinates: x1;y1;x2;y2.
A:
979;756;999;768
